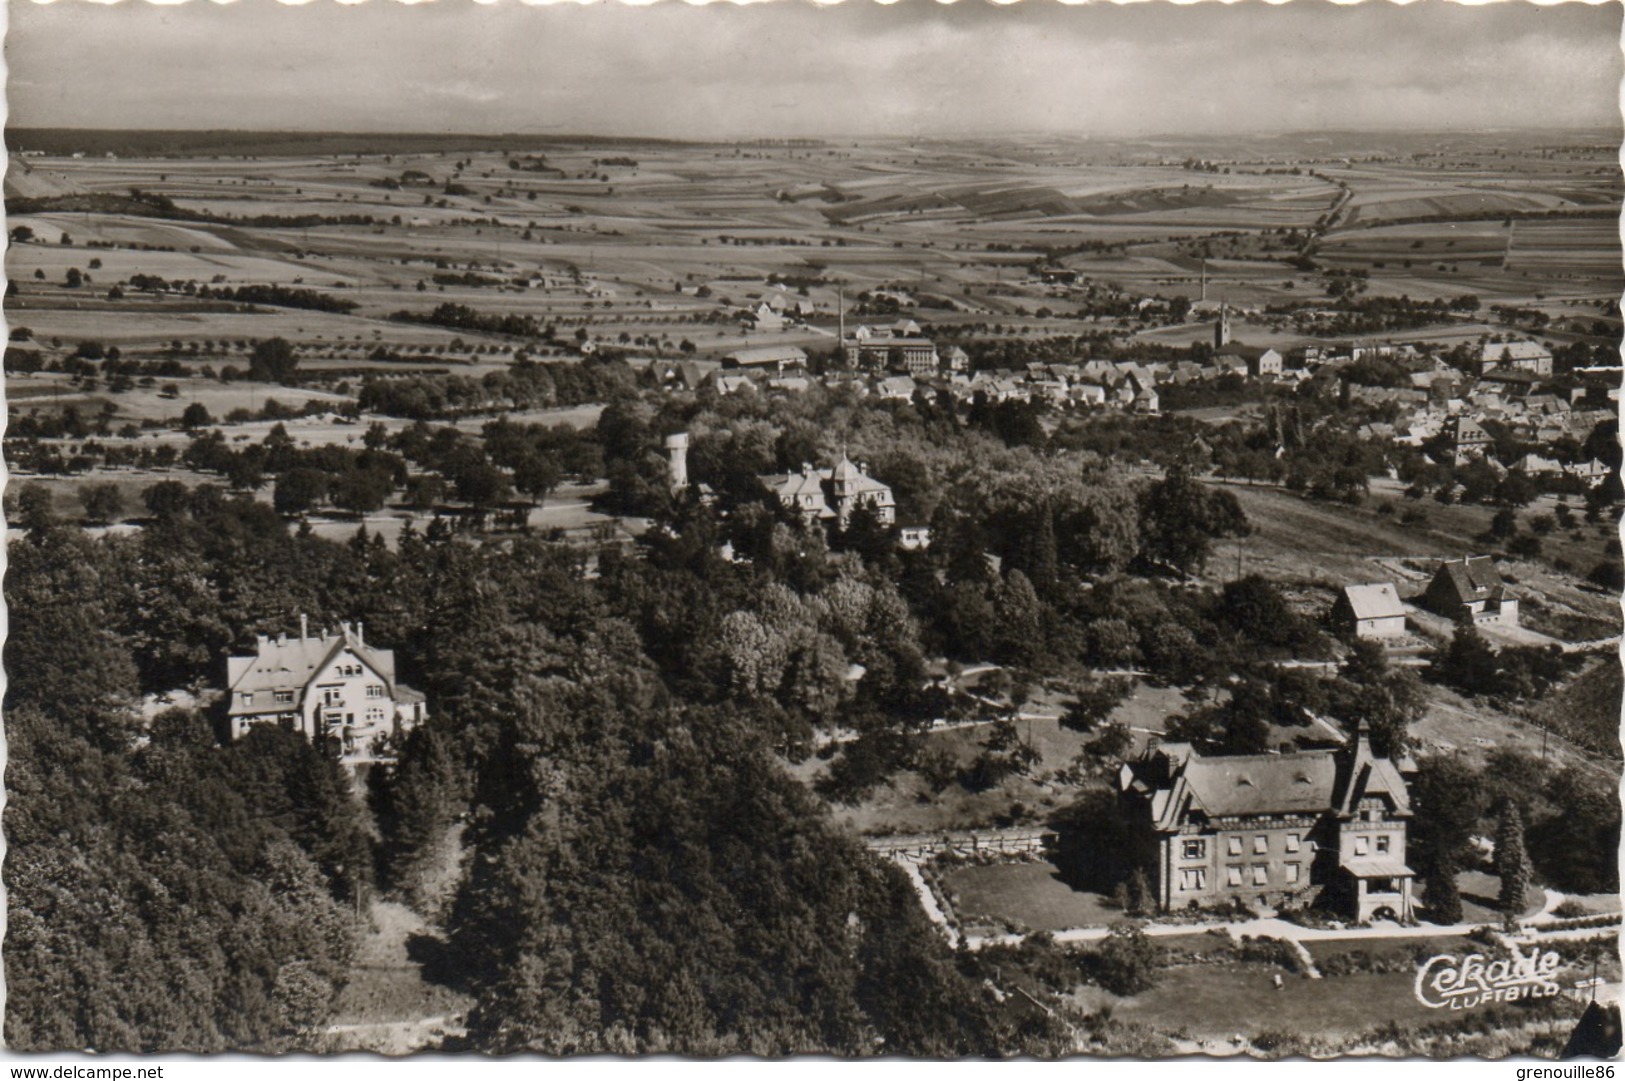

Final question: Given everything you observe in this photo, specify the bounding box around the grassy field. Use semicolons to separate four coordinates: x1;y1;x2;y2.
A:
940;860;1119;933
1207;478;1621;641
1088;965;1441;1041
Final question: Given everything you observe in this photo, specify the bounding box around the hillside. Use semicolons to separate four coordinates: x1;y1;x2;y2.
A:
1534;658;1624;759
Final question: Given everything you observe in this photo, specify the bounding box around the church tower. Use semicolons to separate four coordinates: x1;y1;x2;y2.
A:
1214;304;1232;349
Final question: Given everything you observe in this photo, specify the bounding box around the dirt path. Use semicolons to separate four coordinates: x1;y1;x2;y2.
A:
322;900;473;1054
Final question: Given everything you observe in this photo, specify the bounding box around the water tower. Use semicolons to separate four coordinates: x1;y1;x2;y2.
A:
664;432;690;491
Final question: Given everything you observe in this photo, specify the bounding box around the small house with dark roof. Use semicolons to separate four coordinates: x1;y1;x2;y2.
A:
1118;732;1414;921
1422;555;1518;626
226;618;426;762
1331;582;1408;639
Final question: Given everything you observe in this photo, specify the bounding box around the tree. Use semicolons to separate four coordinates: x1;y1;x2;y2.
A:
1089;921;1160;995
249;337;300;383
512;451;563;505
1422;856;1464;924
1410;751;1488;884
1436;620;1498;696
1495;803;1530;922
80;483;124;526
1138;467;1247;576
64;267;83;289
179;402;213;429
273;468;329;516
1126;868;1152;916
329;468;393;515
142;481;193;522
14;483;57;533
1061;676;1134;734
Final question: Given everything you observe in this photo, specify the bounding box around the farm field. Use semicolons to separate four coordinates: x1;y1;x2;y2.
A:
8;132;1621;400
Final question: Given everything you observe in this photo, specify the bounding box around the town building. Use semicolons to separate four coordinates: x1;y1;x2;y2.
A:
897;521;932;551
226;619;426;762
761;455;896;527
1215;344;1283;379
1422;556;1519;626
1331;583;1408;639
1118;732;1414;921
1443;416;1492;465
724;345;807;372
1480;339;1553;377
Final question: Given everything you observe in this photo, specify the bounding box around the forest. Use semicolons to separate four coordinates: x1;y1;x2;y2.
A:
7;368;1619;1054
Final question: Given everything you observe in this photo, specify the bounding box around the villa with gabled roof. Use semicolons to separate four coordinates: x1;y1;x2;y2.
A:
1119;732;1414;921
226;617;426;762
761;455;895;528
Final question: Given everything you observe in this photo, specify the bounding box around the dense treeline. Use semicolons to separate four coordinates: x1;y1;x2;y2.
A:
357;353;637;419
389;302;544;339
11;362;1617;1054
3;486;1073;1053
5;520;367;1050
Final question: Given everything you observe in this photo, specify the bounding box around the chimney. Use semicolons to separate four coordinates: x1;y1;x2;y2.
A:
356;622;364;646
276;632;286;646
300;613;308;642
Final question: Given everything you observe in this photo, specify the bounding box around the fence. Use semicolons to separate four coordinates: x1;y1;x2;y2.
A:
863;827;1054;861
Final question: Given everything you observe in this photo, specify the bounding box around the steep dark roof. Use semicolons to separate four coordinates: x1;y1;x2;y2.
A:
1124;735;1410;830
1435;556;1502;603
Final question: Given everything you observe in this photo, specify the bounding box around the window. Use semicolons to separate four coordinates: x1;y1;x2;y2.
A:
1181;839;1206;860
1376;835;1391;854
240;692;253;707
1354;836;1370;856
274;690;294;705
1226;866;1243;887
1253;835;1268;855
366;707;385;724
1285;833;1301;854
1252;865;1268;886
366;685;384;699
1286;863;1301;884
1179;868;1206;890
1227;836;1243;857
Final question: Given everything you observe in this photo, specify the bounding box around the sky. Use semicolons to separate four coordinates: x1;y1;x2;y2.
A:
6;0;1622;139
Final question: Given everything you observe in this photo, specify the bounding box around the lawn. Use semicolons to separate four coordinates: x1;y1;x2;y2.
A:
1456;870;1544;925
1099;964;1443;1041
939;859;1119;933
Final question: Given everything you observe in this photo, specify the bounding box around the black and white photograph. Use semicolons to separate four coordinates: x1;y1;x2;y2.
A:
3;0;1623;1061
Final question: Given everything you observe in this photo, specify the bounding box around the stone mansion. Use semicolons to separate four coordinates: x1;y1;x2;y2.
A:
1118;731;1414;922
